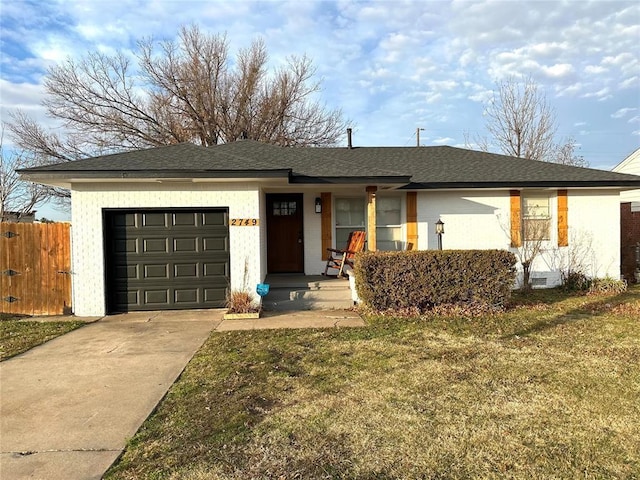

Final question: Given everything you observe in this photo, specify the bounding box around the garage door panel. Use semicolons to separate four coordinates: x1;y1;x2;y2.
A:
106;209;229;312
112;213;137;228
174;263;198;278
143;213;168;227
143;238;169;253
203;237;228;252
113;290;139;307
144;264;169;279
113;238;138;254
203;212;226;226
115;264;139;280
174;237;198;252
203;262;227;277
204;287;227;303
145;289;169;305
175;289;198;304
173;212;197;226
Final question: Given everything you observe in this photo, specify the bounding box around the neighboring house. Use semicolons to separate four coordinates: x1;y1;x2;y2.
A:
19;140;640;316
1;211;36;223
613;147;640;282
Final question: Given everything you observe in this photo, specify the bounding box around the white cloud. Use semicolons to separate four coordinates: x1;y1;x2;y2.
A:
611;108;637;119
620;76;639;89
432;136;455;144
584;65;607;74
541;63;575;79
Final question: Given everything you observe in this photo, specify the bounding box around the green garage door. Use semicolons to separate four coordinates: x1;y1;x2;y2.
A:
105;210;229;312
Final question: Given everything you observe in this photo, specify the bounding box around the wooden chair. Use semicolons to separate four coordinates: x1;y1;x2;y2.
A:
324;230;366;277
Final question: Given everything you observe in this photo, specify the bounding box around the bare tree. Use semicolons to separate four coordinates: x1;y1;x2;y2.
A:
517;217;551;290
9;25;347;167
470;76;588;166
497;209;550;291
0;130;49;221
552;137;588;167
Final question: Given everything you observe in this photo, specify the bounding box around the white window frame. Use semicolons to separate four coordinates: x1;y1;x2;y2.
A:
522;193;551;241
333;194;406;251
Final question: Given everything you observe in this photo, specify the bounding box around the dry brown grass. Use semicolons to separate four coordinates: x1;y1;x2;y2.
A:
106;286;640;479
225;290;260;314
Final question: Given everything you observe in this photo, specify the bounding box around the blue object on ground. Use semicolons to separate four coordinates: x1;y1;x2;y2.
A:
256;283;270;297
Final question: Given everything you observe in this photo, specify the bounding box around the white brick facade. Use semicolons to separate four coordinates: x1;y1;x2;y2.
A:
69;184;621;316
415;189;621;287
71;182;263;316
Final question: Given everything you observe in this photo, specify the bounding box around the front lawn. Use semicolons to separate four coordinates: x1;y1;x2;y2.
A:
0;314;86;360
106;287;640;479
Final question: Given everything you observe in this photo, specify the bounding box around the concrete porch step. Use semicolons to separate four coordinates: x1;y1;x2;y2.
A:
264;274;351;291
262;274;354;311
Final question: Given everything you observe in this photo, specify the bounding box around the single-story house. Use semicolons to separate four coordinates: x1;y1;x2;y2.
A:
1;211;36;223
613;147;640;282
19;139;640;317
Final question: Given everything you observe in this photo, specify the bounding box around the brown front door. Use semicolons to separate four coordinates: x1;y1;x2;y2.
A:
266;194;304;273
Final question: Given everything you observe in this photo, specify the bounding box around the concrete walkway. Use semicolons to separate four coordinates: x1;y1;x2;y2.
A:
0;309;364;479
0;310;219;480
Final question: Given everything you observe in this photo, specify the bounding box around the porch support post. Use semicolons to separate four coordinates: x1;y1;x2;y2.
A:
366;186;377;251
406;192;418;250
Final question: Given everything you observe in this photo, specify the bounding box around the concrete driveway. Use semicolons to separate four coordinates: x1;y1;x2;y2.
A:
0;310;222;480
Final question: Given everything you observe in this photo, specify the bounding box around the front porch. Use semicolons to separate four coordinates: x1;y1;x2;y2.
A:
261;274;354;311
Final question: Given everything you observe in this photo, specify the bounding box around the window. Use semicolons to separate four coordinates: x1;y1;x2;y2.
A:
376;196;402;251
335;197;365;246
272;201;297;216
334;195;403;251
522;194;550;241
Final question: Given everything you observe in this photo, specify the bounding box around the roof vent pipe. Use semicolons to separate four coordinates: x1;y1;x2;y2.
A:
347;128;353;149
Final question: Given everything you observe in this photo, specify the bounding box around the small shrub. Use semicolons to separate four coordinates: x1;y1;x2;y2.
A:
587;277;627;296
225;290;260;313
561;270;592;293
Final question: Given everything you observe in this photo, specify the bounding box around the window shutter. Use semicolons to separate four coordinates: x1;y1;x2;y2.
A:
406;192;417;250
557;189;568;247
321;192;332;259
510;190;522;247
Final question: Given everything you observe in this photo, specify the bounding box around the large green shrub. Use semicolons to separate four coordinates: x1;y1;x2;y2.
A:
353;250;517;313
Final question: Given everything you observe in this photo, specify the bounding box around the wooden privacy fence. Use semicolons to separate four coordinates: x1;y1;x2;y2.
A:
1;222;72;315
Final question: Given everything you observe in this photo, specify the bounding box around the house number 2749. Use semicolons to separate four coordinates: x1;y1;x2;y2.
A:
230;218;259;226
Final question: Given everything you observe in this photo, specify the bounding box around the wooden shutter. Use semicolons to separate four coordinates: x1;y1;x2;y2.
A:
557;189;568;247
320;192;332;259
406;192;417;250
510;190;522;247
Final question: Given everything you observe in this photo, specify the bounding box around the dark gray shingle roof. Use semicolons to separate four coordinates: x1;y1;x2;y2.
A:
19;140;640;188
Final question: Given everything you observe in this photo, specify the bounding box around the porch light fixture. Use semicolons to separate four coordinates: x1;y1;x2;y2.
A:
315;197;322;214
435;219;445;250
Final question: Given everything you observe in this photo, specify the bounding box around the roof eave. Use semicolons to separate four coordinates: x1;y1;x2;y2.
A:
400;180;640;190
289;175;412;185
19;169;293;181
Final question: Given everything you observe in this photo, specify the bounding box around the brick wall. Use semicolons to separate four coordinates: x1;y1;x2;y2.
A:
621;202;640;283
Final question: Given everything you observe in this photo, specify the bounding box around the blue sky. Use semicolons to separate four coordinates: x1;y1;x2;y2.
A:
1;0;639;219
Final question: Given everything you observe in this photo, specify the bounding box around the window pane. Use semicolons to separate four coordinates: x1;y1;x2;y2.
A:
524;218;551;241
377;226;403;251
336;198;365;226
335;227;353;247
376;197;401;226
273;201;297;216
523;196;549;218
